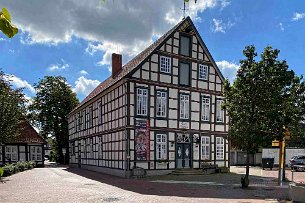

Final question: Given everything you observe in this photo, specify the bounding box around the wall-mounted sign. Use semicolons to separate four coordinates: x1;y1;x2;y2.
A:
135;119;150;161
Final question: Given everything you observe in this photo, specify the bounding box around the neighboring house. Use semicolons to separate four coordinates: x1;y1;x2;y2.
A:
0;120;45;166
68;17;229;177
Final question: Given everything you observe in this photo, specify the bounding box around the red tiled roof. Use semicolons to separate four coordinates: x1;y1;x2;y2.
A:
69;17;188;115
11;121;45;144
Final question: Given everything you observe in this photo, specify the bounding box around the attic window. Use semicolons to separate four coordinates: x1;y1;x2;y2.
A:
180;35;191;56
160;56;171;74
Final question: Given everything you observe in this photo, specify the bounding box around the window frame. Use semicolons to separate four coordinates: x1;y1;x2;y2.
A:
216;137;224;160
201;136;210;160
155;133;168;160
159;56;171;74
30;146;42;161
179;34;191;57
216;99;225;123
201;96;211;122
136;87;149;116
179;61;191;87
155;90;168;118
198;64;209;81
5;145;18;161
179;93;190;120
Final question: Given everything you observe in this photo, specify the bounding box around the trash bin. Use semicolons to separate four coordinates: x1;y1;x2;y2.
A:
262;158;274;170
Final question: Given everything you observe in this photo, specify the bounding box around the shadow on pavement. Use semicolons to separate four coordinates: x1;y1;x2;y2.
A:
64;167;289;201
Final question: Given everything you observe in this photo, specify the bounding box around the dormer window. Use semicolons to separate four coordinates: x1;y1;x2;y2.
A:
160;56;171;74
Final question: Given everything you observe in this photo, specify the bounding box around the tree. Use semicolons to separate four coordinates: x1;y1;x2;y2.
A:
30;76;79;164
0;7;18;38
223;45;305;188
0;70;26;145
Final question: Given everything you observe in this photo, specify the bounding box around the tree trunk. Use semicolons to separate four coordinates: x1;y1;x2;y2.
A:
241;151;250;188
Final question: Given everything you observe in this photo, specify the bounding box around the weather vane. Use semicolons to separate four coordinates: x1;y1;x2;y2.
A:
182;0;197;19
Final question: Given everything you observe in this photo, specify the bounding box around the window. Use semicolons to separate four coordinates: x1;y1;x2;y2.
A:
180;35;191;56
136;88;148;116
179;62;190;86
98;101;102;125
89;106;93;128
5;146;18;161
199;64;208;80
156;134;167;160
216;137;224;160
160;56;171;73
31;146;42;161
180;94;190;119
74;115;77;133
201;136;210;160
216;100;224;122
82;110;86;130
201;96;210;121
98;137;103;159
156;91;167;117
78;112;81;131
0;146;2;162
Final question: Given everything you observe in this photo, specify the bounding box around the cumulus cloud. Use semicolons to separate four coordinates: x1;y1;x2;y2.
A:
212;18;234;33
73;76;100;96
279;22;284;31
0;37;6;41
79;70;89;75
2;0;230;69
3;74;35;93
48;59;69;71
216;60;239;83
220;0;231;9
292;12;305;21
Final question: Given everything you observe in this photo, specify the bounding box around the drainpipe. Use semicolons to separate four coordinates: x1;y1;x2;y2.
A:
123;79;130;178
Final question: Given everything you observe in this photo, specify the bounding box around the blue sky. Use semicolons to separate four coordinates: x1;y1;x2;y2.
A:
0;0;304;101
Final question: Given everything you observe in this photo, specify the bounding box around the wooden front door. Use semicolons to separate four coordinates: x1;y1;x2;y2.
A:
176;133;191;169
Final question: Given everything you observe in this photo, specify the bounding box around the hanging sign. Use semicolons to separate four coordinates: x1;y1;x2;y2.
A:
135;119;150;161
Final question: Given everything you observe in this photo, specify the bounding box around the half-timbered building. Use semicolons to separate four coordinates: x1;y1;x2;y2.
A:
68;17;229;177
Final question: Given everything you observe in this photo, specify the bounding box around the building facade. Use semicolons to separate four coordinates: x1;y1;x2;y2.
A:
68;17;229;177
0;120;45;166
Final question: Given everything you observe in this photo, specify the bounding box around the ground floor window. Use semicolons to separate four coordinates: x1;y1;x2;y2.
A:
201;136;210;160
216;137;224;160
156;134;167;160
31;146;42;161
5;146;18;161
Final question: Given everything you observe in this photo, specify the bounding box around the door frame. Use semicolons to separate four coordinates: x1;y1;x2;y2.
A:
175;133;193;169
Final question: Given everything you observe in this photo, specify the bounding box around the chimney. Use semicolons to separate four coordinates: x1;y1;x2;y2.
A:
112;53;122;78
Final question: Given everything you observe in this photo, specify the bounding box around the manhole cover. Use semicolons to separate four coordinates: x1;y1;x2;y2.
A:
103;197;120;202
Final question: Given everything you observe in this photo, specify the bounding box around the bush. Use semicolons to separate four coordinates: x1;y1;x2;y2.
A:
0;167;3;178
1;161;36;177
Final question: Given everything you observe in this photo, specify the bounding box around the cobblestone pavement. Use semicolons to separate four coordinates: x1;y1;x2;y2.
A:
0;165;302;203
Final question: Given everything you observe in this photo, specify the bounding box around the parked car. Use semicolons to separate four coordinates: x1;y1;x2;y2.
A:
289;155;305;170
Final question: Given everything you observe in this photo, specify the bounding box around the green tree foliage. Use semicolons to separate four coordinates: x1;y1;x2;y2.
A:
30;76;79;164
0;70;26;145
224;45;305;188
0;7;18;38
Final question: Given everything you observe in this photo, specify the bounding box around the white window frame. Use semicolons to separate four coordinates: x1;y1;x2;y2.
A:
136;88;148;116
180;94;190;119
156;91;167;117
5;146;18;161
199;64;208;80
201;136;210;160
31;146;42;161
156;134;167;160
216;99;224;122
216;137;224;160
201;96;210;121
160;56;171;73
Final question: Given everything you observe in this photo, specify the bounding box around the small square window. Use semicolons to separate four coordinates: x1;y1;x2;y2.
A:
160;56;171;73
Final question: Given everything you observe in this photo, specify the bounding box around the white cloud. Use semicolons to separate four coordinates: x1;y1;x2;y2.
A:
220;0;231;9
279;22;284;31
73;76;100;96
292;12;305;21
212;18;235;33
79;70;88;75
0;37;6;41
3;74;35;93
216;60;239;83
48;59;69;71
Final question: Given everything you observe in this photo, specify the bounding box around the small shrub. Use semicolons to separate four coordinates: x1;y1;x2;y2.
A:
0;167;3;178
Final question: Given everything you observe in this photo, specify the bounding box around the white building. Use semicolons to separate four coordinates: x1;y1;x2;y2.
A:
68;17;229;177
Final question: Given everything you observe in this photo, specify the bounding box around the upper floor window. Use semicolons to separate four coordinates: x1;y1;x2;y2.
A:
156;91;167;117
89;106;93;128
216;137;224;160
78;112;81;131
82;110;86;130
136;88;148;116
199;64;208;80
180;94;190;119
216;99;224;122
201;96;210;121
179;62;190;86
5;146;17;161
98;101;102;125
160;56;171;74
180;35;191;56
201;136;210;160
156;134;167;160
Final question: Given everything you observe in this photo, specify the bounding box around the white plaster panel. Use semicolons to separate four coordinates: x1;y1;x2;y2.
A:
201;123;210;131
173;77;178;84
151;54;158;63
166;45;171;52
192;51;197;59
193;161;199;168
216;84;222;92
179;122;189;129
209;74;215;82
156;120;167;128
142;70;149;80
160;45;165;51
174;31;179;38
209;83;215;91
199;53;203;60
210;66;215;74
205;54;210;61
150;108;154;117
133;69;140;78
169;161;175;168
160;75;171;83
173;39;179;46
169;120;177;128
193;144;199;159
198;81;208;89
191;122;199;130
173;47;178;54
169;110;177;119
191;80;196;87
19;153;26;161
216;76;221;83
156;163;167;169
191;102;199;112
191;92;200;101
150;119;154;127
199;46;203;53
169;89;178;98
192;70;197;78
216;161;225;167
136;162;148;169
130;82;134;93
150;131;154;140
151;62;158;72
150;152;154;160
173;58;178;67
167;38;172;45
151;72;157;81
